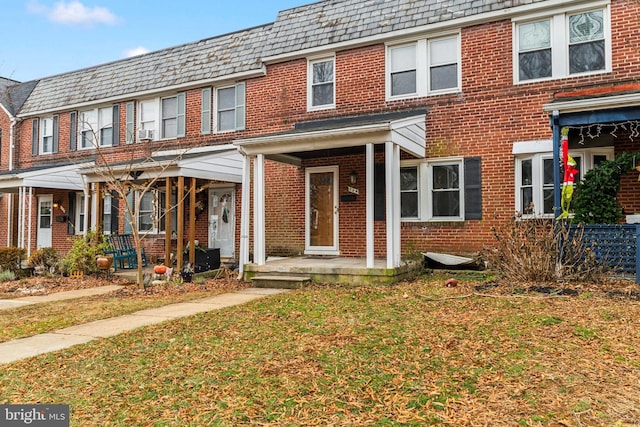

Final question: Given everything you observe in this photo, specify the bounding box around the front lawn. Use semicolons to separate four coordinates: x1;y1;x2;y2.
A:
1;276;639;426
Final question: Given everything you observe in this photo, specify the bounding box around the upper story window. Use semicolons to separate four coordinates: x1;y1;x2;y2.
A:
308;57;335;110
138;93;185;141
41;117;55;154
514;6;610;83
387;34;461;100
79;106;117;148
216;83;246;132
31;116;58;156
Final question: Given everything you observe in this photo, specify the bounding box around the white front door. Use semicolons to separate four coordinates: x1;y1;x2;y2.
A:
37;195;53;248
209;187;235;258
305;166;339;255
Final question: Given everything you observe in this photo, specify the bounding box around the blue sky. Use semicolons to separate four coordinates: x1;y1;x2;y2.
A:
1;0;304;82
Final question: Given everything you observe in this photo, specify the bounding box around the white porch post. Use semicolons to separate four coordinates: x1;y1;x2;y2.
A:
238;154;251;278
385;142;395;268
83;181;90;234
7;194;12;247
27;187;33;257
253;153;266;265
392;144;401;267
384;142;402;269
17;187;24;248
366;143;375;268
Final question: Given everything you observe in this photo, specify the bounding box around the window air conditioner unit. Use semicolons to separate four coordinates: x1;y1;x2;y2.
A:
138;129;154;140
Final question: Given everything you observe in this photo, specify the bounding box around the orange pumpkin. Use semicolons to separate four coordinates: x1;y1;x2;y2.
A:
154;265;167;274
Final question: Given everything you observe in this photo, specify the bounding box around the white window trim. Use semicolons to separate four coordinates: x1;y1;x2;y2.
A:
399;157;466;222
74;193;86;235
400;164;421;220
40;117;54;154
512;3;612;84
138;98;158;142
514;146;614;217
386;32;461;101
79;106;114;149
307;55;336;111
136;189;176;234
427;158;465;222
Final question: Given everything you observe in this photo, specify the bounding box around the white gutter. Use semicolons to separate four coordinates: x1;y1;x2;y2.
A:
543;92;640;114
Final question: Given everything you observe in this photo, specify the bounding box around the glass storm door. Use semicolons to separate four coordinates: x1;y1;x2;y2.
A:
306;166;339;254
37;195;53;248
209;187;235;258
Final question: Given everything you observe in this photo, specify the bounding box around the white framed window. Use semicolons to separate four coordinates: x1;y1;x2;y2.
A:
79;106;115;148
307;57;335;110
398;157;481;222
400;166;419;219
514;146;613;216
40;117;54;154
514;5;610;83
215;83;246;132
138;93;185;141
387;33;461;100
428;160;463;221
103;194;113;234
135;190;177;234
138;99;157;141
75;194;86;234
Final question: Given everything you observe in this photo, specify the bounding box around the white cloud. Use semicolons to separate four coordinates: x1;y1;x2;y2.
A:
28;1;119;26
124;46;150;58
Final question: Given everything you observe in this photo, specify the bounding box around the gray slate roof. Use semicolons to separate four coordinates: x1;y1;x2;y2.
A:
262;0;548;58
19;24;273;115
0;80;38;116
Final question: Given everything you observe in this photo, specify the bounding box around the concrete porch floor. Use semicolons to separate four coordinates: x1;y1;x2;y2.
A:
242;256;419;285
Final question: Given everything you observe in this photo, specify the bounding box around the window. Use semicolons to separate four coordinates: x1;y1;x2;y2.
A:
430;161;462;219
514;147;613;216
400;166;419;218
103;194;113;234
161;94;185;139
308;57;335;110
139;99;157;141
515;7;609;82
390;44;417;97
216;84;245;132
41;118;54;154
429;36;459;92
79;106;118;148
74;194;86;234
135;190;177;233
394;158;481;222
387;34;461;99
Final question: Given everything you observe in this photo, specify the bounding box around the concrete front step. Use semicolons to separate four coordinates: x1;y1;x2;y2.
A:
251;275;311;289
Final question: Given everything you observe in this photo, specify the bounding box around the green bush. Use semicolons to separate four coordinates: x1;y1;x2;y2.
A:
573;152;640;224
62;230;109;274
0;247;26;272
0;269;16;282
27;247;60;274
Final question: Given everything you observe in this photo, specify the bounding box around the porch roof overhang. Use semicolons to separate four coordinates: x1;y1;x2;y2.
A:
234;110;427;161
543;87;640;125
80;145;244;184
0;162;95;192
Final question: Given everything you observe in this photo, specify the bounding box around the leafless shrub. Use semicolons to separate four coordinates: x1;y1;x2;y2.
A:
483;215;607;283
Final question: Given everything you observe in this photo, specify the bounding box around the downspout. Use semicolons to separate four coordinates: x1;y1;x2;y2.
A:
7;117;19;247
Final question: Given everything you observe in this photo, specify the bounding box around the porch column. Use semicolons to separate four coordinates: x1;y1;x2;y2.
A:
164;178;172;266
176;176;185;271
189;177;196;266
238;154;251;277
552;110;561;219
7;194;12;247
27;187;33;256
366;143;375;268
253;154;266;265
83;182;90;235
95;182;103;233
17;187;23;248
385;142;401;268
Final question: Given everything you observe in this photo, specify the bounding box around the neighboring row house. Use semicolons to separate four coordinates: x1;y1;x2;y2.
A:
1;0;640;282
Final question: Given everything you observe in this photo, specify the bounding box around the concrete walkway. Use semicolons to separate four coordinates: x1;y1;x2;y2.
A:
0;287;289;365
0;285;125;311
